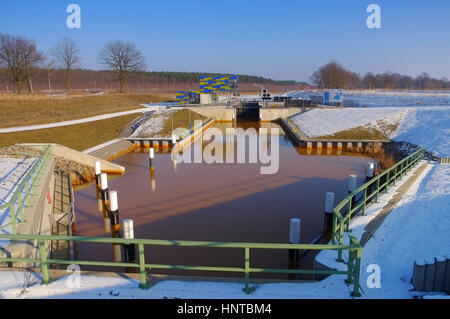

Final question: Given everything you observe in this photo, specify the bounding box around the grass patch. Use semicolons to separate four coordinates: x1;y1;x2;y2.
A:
0;93;169;128
0;114;139;151
315;125;389;140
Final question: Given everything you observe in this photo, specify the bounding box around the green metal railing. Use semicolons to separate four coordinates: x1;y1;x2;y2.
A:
0;145;53;234
332;148;425;261
0;233;363;297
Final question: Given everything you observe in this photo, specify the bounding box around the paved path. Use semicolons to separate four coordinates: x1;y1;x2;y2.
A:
360;162;429;245
0;108;149;133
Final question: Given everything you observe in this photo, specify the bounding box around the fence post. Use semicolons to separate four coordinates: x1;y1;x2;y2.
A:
244;247;250;294
337;222;344;262
39;239;49;284
346;249;354;284
10;203;17;234
138;243;148;289
352;248;362;297
18;190;24;222
375;178;380;203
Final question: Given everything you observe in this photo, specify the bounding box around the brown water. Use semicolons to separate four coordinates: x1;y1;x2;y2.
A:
73;122;371;279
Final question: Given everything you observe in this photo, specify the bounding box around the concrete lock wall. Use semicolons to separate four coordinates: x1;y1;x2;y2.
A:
259;108;302;121
19;143;125;174
0;159;55;267
188;106;302;122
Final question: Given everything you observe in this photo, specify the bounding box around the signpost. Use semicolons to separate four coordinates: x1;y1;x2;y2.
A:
323;90;344;107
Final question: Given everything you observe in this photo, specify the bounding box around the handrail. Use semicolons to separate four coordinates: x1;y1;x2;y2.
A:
332;148;425;261
0;233;363;297
0;145;53;234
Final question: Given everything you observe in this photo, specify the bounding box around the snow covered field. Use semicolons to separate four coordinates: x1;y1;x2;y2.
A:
130;109;176;138
291;106;450;157
291;107;406;138
287;90;450;107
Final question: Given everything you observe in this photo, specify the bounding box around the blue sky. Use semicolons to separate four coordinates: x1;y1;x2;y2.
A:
0;0;449;82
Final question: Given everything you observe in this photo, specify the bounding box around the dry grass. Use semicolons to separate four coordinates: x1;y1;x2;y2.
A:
0;93;169;128
315;126;389;140
0;113;139;151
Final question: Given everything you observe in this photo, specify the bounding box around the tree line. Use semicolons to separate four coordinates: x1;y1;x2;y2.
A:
0;33;302;94
311;60;449;90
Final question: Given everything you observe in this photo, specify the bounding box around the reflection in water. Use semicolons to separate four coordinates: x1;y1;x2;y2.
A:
74;122;372;279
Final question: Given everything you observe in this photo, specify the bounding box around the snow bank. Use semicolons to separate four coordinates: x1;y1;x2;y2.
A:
130;109;175;138
392;107;450;157
291;107;406;138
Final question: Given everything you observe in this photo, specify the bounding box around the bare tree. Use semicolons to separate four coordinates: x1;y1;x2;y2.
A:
0;33;43;93
50;38;80;92
98;40;146;93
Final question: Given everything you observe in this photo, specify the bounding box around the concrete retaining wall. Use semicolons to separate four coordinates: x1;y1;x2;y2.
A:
19;143;125;174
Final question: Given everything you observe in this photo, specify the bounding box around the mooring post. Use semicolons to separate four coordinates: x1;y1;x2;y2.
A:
109;191;120;234
100;173;109;207
288;218;301;265
172;135;177;146
95;161;101;198
324;192;335;230
149;147;155;171
366;162;375;204
122;219;136;263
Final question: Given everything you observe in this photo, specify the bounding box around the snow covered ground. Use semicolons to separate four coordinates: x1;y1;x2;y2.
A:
287;90;450;107
291;107;406;138
0;157;36;246
393;107;450;157
291;106;450;157
130;109;176;138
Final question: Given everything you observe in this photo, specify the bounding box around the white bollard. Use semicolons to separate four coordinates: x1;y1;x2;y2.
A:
149;148;155;170
289;218;301;264
100;173;108;191
122;219;134;239
348;175;357;194
367;162;374;180
172;135;177;145
324;192;335;229
122;219;136;262
108;190;120;232
289;218;301;244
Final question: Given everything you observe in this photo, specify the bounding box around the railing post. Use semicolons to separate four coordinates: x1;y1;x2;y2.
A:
39;239;49;284
362;188;367;215
352;248;362;297
346;201;351;232
346;249;354;284
18;190;24;222
375;178;380;203
337;222;344;262
138;243;148;289
244;247;250;294
10;203;17;234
